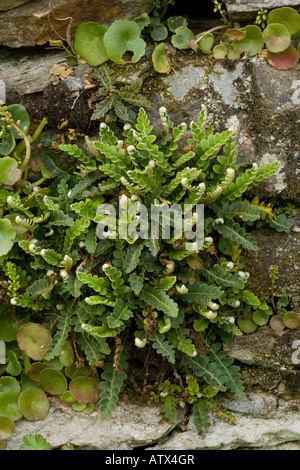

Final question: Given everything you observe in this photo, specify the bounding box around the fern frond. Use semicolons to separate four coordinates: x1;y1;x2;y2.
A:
108;299;134;329
183;283;222;304
193;400;211;437
99;342;131;420
129;273;144;295
162;395;178;422
212;200;263;222
149;332;176;363
59;144;92;165
215;219;258;251
77;272;113;296
140;284;179;317
209;343;245;398
222;163;279;201
202;265;243;288
196;130;235;170
63;218;90;254
190;105;208;142
124;241;145;273
46;310;72;360
102;264;127;297
215;407;237;425
77;335;110;366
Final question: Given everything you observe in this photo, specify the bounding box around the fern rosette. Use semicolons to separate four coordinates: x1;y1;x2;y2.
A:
0;103;289;435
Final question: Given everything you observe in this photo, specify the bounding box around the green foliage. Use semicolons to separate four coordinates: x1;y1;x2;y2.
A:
152;42;171;74
193;400;211;437
73;22;109;66
89;65;151;124
0;102;291;446
0;103;47;257
99;342;130;420
71;6;300;73
19;434;53;451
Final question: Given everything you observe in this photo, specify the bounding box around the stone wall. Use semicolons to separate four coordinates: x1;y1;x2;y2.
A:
1;0;300;451
224;0;300;21
0;0;154;47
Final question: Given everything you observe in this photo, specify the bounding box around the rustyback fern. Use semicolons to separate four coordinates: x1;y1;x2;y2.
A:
0;103;289;439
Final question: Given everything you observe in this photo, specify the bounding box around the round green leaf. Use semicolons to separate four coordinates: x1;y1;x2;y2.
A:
270;315;285;331
72;402;87;412
263;23;291;53
61;390;77;404
213;44;227;59
73;22;109;66
0;157;21;185
267;7;300;35
198;33;214;54
292;27;300;40
0;128;15;155
267;45;299;70
171;26;194;49
64;364;92;379
69;376;101;404
58;340;74;367
282;311;300;329
0;377;20;393
252;309;269;326
0;390;22;421
167;16;188;33
233;25;264;55
152;42;171;74
6;350;22;376
82;403;94;415
237;317;258;334
20;372;44;391
39;368;67;395
0;415;15;440
133;12;150;30
0;219;16;257
225;28;246;41
103;20;146;64
43;356;64;371
7;104;30;139
151;24;168;41
226;43;241;60
26;362;49;383
0;313;21;342
18;388;50;421
17;323;52;361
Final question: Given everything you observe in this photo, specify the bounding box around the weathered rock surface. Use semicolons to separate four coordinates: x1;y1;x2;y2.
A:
7;398;184;450
224;0;300;21
243;229;300;307
224;325;299;368
154;400;300;450
0;0;30;10
0;50;68;96
0;0;154;47
7;391;300;450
